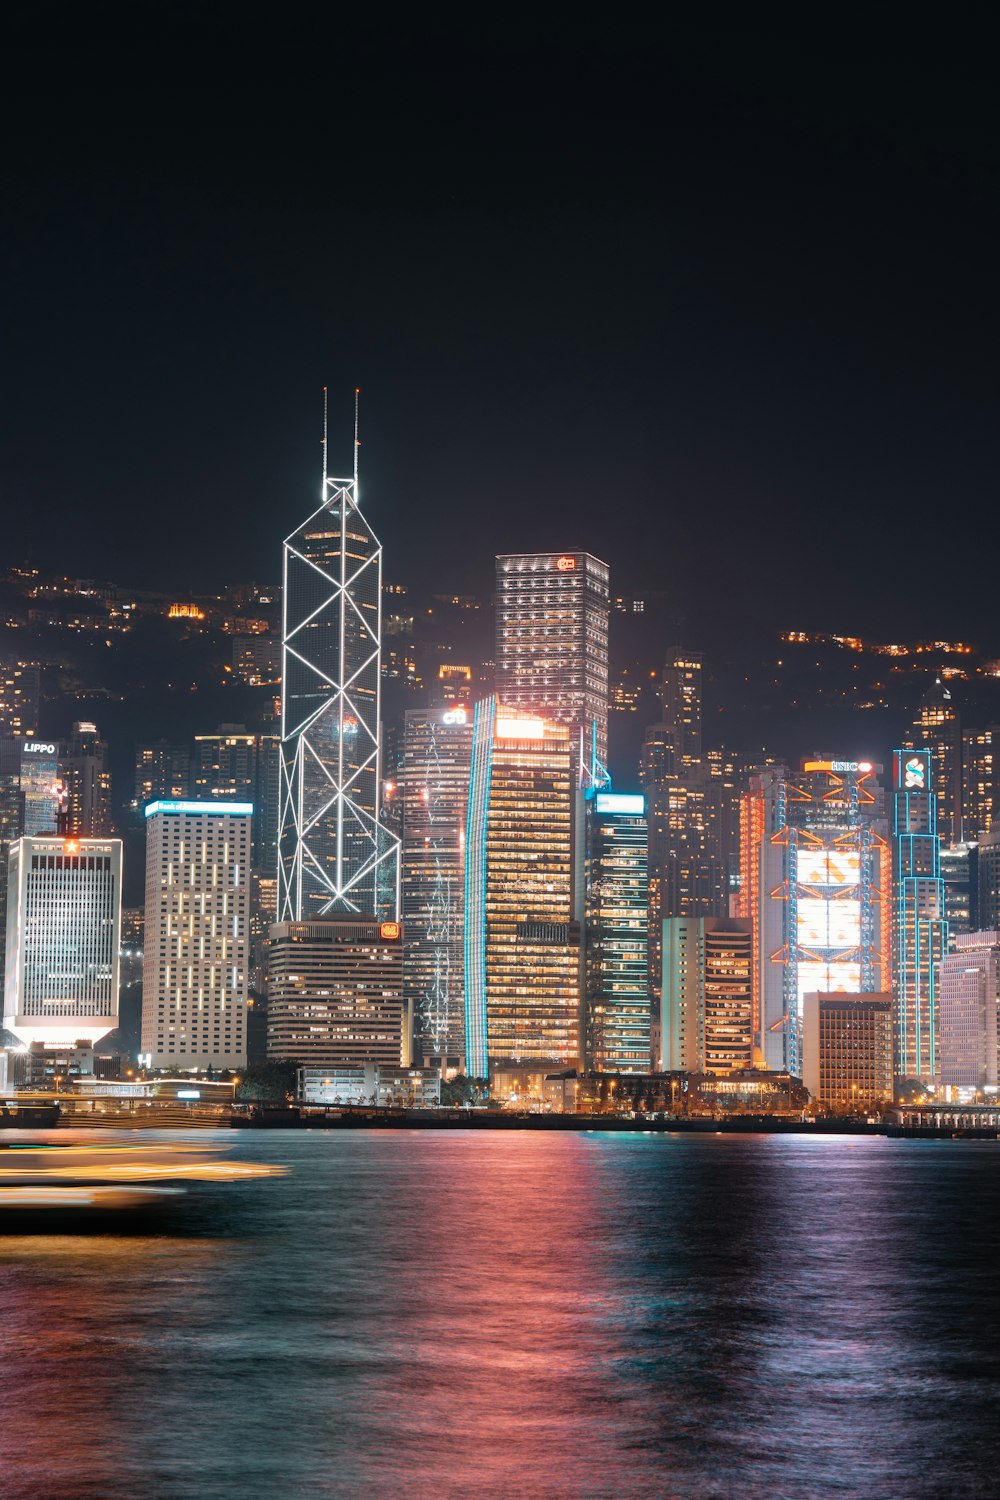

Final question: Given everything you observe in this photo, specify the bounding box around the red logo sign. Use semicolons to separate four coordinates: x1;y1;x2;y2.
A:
556;556;576;571
380;921;401;941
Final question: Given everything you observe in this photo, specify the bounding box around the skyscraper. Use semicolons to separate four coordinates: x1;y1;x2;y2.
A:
581;790;649;1073
4;832;122;1047
892;748;949;1082
267;917;404;1067
659;916;753;1074
193;726;279;874
464;698;580;1078
978;829;1000;930
141;800;251;1070
278;409;399;922
134;740;191;810
736;759;891;1075
961;725;997;839
0;659;39;738
939;931;1000;1090
60;721;113;837
400;703;472;1070
905;680;962;843
495;551;610;775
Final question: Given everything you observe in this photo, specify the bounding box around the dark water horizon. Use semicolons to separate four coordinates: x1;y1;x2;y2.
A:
1;1130;998;1499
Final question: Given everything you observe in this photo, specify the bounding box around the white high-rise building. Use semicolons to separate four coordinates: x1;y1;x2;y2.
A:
141;800;251;1070
4;833;122;1047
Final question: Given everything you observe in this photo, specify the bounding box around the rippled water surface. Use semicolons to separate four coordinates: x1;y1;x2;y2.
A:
1;1129;999;1499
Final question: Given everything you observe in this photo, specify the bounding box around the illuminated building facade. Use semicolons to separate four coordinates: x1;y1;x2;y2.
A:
0;739;23;994
0;659;39;737
400;704;473;1070
59;721;113;837
134;740;191;810
940;842;978;939
581;790;649;1073
892;748;949;1081
736;759;890;1076
904;680;962;843
640;655;733;1001
279;424;400;923
801;992;894;1113
4;833;122;1047
962;725;997;838
979;830;1000;930
495;551;610;775
267;917;404;1067
939;931;1000;1089
464;699;580;1077
659;916;753;1074
193;727;279;874
19;740;61;835
141;801;251;1069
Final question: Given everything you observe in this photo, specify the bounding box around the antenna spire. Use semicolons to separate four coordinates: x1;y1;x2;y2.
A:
354;386;360;491
321;385;329;494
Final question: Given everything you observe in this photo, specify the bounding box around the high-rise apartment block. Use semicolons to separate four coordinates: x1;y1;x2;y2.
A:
134;740;192;810
267;917;404;1067
495;551;610;774
736;759;891;1075
400;704;472;1071
464;698;580;1077
962;725;997;839
141;801;251;1070
801;992;894;1113
0;659;39;738
581;790;649;1073
939;931;1000;1090
658;916;753;1074
278;440;399;922
4;833;122;1047
892;749;948;1082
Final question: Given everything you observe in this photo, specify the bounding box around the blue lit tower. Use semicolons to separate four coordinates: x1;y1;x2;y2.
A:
581;790;649;1072
892;748;949;1082
278;394;400;922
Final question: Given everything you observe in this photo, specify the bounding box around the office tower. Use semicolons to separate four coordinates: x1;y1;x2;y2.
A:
134;740;191;810
659;916;753;1074
940;842;978;939
141;800;251;1070
659;652;703;773
736;758;891;1076
905;679;962;843
19;739;61;834
464;698;580;1077
0;739;24;997
267;917;404;1067
977;829;1000;930
192;726;279;874
962;725;997;839
640;657;731;1003
4;833;122;1047
0;659;39;737
801;992;894;1113
278;423;399;922
892;748;949;1082
400;704;473;1071
939;931;1000;1090
495;551;610;775
60;721;113;836
581;790;649;1073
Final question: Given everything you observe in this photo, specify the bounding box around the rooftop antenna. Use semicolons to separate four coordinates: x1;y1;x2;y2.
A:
354;386;360;492
321;385;329;495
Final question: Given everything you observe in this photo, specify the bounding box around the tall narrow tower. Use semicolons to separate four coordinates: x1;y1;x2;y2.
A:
278;395;400;922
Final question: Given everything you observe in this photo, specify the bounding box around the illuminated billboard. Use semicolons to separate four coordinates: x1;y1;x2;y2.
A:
797;848;860;888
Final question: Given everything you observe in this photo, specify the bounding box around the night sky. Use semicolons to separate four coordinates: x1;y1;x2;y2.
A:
2;16;997;642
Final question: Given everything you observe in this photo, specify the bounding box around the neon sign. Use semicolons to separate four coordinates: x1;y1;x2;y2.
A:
442;706;468;725
904;756;927;790
380;921;401;941
555;556;576;571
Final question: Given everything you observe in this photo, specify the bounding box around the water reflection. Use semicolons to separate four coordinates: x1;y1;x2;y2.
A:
0;1131;998;1499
